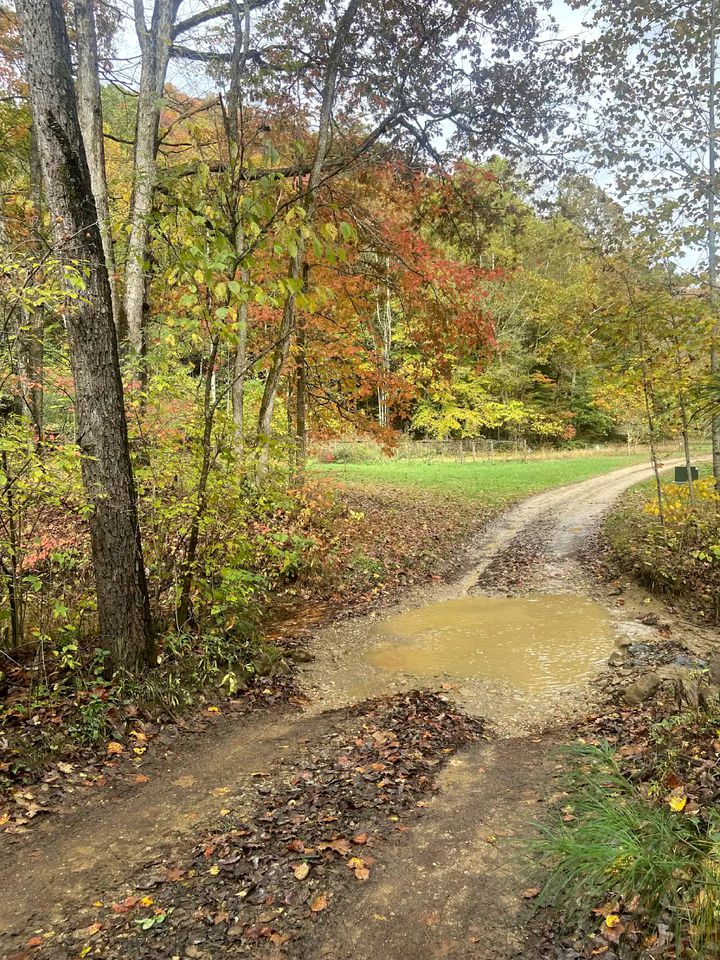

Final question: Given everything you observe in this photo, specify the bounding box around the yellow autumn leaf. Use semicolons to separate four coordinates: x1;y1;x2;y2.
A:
107;741;124;755
605;914;621;928
293;862;310;880
139;896;154;907
669;795;687;812
208;865;220;875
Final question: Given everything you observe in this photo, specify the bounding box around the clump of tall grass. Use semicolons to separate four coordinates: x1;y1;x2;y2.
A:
534;741;720;958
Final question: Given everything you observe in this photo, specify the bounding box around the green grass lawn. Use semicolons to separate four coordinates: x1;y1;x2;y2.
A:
314;455;650;506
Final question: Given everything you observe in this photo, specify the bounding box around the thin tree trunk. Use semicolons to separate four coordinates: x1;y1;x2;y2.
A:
227;0;251;453
74;0;121;332
18;0;154;671
641;362;665;528
255;0;361;460
709;0;720;489
232;295;248;450
178;336;219;628
295;305;308;479
124;0;176;356
25;135;44;444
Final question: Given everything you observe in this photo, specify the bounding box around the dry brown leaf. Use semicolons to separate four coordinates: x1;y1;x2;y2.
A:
310;892;329;912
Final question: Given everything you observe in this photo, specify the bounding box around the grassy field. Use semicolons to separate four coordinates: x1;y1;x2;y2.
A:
315;455;650;506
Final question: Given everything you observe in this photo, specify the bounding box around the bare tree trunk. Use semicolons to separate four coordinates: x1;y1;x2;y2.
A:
709;0;720;489
178;336;219;628
256;257;300;464
18;0;154;671
641;362;665;528
124;0;176;356
227;0;251;453
294;262;310;480
255;0;361;460
74;0;121;332
232;296;248;449
377;266;392;427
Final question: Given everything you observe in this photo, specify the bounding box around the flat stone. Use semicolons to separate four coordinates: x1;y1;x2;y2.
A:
623;673;661;705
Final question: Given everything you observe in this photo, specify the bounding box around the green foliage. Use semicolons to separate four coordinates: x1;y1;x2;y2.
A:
606;474;720;615
535;739;720;957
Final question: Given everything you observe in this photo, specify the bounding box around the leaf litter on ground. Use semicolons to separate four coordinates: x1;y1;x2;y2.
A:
19;690;484;960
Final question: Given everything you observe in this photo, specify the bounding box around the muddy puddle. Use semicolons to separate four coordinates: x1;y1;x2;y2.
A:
364;594;615;695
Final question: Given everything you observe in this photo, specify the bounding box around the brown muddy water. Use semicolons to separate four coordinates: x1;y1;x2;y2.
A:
364;594;615;695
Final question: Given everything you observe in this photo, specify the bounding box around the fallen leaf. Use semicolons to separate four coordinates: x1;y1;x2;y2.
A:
520;888;540;899
270;933;291;945
310;892;329;912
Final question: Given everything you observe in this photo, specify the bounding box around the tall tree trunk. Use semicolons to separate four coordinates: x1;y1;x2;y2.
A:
709;0;720;489
18;0;154;671
256;252;301;454
124;0;176;356
377;265;392;428
178;336;219;628
295;297;308;480
255;0;361;459
74;0;121;333
227;0;251;453
232;295;248;450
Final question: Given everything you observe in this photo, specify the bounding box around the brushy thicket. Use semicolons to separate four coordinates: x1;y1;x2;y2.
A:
0;386;350;747
606;478;720;619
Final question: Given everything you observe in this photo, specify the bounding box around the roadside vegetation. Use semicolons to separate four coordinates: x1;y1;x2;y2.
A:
536;696;720;959
606;470;720;622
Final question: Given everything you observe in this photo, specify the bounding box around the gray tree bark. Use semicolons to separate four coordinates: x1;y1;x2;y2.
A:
18;0;154;670
709;0;720;489
227;0;251;451
74;0;121;333
124;0;177;356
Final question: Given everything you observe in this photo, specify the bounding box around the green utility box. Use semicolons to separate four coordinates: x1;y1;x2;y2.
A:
674;465;699;483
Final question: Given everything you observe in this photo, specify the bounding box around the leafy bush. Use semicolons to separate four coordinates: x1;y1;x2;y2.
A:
323;441;384;464
606;477;720;617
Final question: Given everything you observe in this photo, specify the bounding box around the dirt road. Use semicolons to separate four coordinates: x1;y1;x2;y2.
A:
0;458;708;959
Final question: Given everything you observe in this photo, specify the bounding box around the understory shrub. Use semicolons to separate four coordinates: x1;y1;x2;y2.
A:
606;477;720;618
